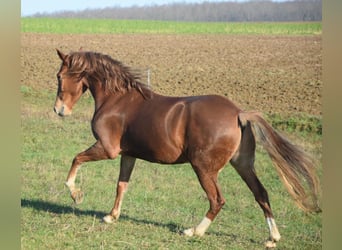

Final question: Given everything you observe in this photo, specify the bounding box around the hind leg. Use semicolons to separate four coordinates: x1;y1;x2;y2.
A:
230;123;280;247
232;163;281;246
183;167;226;237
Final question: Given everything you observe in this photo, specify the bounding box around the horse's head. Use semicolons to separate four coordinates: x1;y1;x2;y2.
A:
54;49;88;116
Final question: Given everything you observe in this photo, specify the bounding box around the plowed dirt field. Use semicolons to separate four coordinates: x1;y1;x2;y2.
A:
21;33;321;116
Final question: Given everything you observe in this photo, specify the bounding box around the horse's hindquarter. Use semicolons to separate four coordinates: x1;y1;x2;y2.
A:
122;94;241;165
186;95;242;167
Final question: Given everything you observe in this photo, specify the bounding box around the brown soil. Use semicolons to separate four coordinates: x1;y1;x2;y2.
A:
21;33;322;116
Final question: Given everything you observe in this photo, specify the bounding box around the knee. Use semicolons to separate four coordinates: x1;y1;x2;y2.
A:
106;149;119;159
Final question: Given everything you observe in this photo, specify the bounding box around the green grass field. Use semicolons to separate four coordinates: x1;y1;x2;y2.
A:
21;19;322;249
21;18;322;35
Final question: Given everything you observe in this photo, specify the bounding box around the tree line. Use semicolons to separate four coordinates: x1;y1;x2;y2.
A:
33;0;322;22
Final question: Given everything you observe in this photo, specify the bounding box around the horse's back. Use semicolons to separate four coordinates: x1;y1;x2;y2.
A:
186;94;241;118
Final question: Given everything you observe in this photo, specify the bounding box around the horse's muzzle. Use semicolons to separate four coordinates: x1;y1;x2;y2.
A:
54;106;65;116
54;102;72;117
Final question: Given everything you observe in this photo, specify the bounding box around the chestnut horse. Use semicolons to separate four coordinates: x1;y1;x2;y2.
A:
54;49;320;247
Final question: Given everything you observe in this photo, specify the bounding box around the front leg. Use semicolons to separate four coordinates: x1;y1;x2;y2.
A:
103;155;136;223
65;141;113;204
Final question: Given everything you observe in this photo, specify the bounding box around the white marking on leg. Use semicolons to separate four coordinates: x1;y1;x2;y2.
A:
266;217;281;242
184;217;212;237
195;217;212;236
65;180;75;192
112;199;123;220
65;167;80;193
113;181;128;219
103;195;123;223
104;181;129;224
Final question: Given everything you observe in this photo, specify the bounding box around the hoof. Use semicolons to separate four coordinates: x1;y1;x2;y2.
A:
71;189;84;204
183;228;195;237
103;215;115;224
183;227;206;237
265;240;277;248
271;232;281;242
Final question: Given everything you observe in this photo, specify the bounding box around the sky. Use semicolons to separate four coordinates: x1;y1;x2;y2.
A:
21;0;285;17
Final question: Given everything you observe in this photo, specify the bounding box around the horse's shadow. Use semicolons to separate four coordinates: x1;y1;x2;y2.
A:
21;198;259;245
21;198;180;233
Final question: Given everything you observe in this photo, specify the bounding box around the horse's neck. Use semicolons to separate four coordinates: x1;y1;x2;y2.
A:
87;82;105;110
89;82;146;111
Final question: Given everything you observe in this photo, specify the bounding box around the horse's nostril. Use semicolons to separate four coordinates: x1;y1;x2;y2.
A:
54;106;65;116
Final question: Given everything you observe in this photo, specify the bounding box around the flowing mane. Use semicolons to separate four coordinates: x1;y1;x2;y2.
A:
66;51;151;98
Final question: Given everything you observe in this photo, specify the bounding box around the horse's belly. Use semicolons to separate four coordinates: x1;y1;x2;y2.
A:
123;139;187;164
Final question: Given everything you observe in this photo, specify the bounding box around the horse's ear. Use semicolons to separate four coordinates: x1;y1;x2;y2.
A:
56;49;67;61
56;49;69;67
